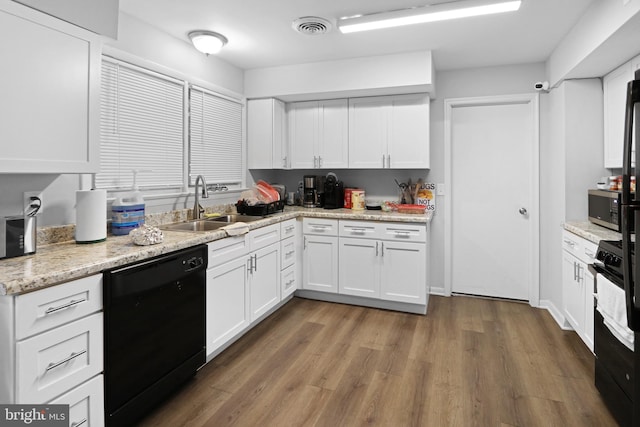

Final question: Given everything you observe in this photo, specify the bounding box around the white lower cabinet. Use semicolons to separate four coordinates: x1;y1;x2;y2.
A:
561;229;597;351
303;234;339;293
206;256;250;356
338;221;427;304
250;242;281;322
50;374;104;427
206;223;289;358
0;274;104;425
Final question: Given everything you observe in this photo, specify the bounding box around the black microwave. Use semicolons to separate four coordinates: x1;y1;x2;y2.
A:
588;189;634;232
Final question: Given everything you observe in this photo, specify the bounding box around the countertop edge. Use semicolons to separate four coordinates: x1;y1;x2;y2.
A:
1;209;432;296
562;220;621;245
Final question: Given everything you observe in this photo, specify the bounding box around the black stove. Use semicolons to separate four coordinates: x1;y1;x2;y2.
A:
595;240;634;285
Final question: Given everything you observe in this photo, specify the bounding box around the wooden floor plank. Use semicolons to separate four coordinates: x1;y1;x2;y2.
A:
138;296;618;427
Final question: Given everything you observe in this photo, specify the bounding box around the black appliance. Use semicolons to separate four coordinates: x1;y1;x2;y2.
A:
324;173;344;209
303;175;318;208
103;245;207;426
588;189;634;232
593;240;634;426
604;67;640;426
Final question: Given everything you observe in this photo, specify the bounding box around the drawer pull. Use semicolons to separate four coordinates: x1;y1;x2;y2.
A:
46;350;87;372
311;225;328;231
285;225;295;232
286;279;295;287
285;250;295;257
393;230;411;236
45;298;86;315
71;418;88;427
348;228;368;234
563;239;576;248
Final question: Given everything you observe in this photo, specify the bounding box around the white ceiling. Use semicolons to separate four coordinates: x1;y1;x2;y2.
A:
119;0;595;71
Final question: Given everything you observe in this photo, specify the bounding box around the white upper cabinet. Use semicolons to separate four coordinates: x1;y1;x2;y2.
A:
289;99;349;169
247;98;287;169
0;1;100;174
603;59;637;169
349;94;430;169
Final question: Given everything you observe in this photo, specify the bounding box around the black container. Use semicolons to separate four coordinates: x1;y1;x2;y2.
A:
236;200;284;216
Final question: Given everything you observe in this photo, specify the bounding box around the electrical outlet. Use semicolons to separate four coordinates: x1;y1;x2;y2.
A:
23;191;43;216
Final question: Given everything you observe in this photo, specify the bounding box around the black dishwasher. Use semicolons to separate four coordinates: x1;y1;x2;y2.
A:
103;245;207;426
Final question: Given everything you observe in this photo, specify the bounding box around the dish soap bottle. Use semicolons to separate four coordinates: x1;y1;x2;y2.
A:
112;170;145;235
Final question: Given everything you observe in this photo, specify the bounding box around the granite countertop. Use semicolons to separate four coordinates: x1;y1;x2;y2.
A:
0;208;433;296
563;221;621;245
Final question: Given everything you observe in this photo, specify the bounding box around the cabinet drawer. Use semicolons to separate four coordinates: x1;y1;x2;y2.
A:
280;218;297;239
249;223;281;251
15;274;102;340
380;223;426;243
562;230;598;264
208;235;249;269
16;313;103;404
303;218;338;236
281;265;297;299
281;237;296;270
339;220;380;239
49;374;104;427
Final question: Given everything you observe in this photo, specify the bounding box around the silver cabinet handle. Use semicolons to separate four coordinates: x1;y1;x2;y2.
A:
45;298;86;315
382;155;385;168
283;156;287;168
285;250;295;257
46;350;87;372
376;241;379;256
319;156;323;168
585;249;595;258
348;227;367;234
563;239;576;249
381;242;384;257
286;279;295;287
519;207;528;216
285;225;295;232
253;254;258;272
247;258;253;274
303;236;307;250
71;419;87;427
387;154;391;168
313;156;318;168
311;225;329;232
394;230;411;237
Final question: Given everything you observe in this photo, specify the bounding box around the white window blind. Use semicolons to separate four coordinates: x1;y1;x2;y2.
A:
189;86;243;186
97;59;185;190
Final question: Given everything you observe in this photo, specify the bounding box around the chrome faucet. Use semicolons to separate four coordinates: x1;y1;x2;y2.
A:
193;175;209;220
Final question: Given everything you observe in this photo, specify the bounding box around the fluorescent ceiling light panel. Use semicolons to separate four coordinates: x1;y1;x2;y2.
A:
338;0;522;33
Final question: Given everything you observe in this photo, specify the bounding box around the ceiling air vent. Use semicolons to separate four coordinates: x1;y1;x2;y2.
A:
292;17;333;35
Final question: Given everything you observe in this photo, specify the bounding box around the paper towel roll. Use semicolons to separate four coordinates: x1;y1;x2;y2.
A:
76;189;107;243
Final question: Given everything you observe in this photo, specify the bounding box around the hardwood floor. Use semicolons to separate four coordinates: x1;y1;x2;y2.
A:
138;296;617;426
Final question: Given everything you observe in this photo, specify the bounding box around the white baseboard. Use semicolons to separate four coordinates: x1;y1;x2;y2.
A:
539;299;573;330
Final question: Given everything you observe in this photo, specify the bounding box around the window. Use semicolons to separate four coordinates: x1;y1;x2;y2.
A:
189;86;243;186
97;57;245;194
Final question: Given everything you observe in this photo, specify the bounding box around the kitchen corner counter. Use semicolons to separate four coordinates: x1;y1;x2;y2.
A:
563;221;621;245
0;208;432;296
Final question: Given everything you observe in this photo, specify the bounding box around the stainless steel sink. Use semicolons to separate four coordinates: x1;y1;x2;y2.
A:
207;214;264;223
161;220;226;232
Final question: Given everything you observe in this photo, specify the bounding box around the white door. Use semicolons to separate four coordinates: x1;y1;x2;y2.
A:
339;237;380;298
250;243;280;322
302;235;338;293
446;95;538;301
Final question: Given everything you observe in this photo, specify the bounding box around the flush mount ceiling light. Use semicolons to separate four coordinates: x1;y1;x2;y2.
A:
188;30;228;55
338;0;522;33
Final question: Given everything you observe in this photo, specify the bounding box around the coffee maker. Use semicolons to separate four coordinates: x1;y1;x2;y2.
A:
303;175;317;208
324;173;344;209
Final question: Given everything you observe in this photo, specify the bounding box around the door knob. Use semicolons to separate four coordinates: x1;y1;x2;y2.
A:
519;207;528;216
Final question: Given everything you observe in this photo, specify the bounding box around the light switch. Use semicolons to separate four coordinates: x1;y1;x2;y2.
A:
437;183;445;196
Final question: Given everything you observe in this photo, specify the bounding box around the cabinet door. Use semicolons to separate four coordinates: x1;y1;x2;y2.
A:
247;99;275;169
0;2;100;173
380;241;426;304
603;61;633;168
388;94;430;168
281;265;297;299
339;237;380;298
303;235;338;293
318;99;349;168
348;97;388;168
206;257;250;356
250;243;281;322
49;374;104;427
289;101;318;169
272;99;288;169
562;251;584;333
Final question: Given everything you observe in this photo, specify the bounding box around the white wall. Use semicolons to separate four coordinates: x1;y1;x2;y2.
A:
0;11;244;226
